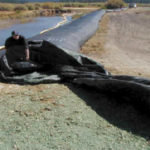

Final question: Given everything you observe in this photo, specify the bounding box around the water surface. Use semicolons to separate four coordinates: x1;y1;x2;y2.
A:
0;16;71;46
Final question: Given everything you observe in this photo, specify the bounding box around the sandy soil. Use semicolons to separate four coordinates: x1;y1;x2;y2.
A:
95;8;150;77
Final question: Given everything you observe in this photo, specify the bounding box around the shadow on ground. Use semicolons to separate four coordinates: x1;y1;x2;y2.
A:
66;83;150;141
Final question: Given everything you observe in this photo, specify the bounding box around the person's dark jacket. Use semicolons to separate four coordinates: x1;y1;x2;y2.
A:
5;35;29;64
5;35;28;49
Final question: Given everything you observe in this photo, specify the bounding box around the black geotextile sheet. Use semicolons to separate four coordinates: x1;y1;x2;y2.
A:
0;10;150;115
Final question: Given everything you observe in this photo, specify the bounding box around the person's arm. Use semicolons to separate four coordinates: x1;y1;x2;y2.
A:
25;49;30;61
5;38;10;50
21;36;30;60
21;36;29;49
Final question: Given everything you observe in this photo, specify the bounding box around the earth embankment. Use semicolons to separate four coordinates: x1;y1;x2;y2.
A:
83;8;150;77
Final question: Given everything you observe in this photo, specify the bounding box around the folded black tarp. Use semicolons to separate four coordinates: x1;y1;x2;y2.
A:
0;10;108;81
0;10;150;115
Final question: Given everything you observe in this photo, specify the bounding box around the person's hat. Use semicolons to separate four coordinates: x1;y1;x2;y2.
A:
12;31;19;36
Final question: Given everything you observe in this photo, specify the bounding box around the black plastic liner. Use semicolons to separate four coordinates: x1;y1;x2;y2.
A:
29;10;106;52
0;10;150;115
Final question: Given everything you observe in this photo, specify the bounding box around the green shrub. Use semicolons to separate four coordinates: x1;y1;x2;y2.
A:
34;3;42;10
14;5;28;11
25;3;36;10
105;0;125;9
42;3;53;9
42;2;62;10
63;2;88;8
62;2;104;8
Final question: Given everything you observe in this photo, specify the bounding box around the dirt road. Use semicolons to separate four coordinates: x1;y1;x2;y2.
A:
98;8;150;77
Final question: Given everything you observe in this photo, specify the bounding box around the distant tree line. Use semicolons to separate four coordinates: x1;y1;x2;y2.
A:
0;0;150;3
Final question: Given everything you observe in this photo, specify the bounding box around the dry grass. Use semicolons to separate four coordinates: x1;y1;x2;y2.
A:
0;10;39;20
72;13;85;20
81;14;109;56
0;2;105;20
72;8;98;20
105;0;125;9
137;3;150;7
